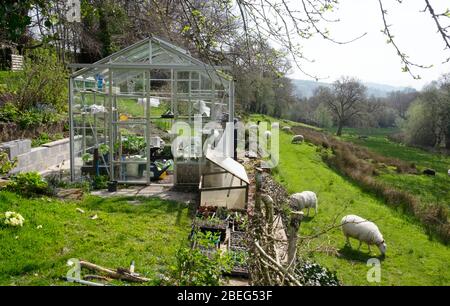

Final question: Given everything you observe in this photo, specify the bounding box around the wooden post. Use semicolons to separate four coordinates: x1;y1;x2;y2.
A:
287;211;304;272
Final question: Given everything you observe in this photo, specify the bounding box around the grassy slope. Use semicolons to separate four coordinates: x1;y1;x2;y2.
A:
0;192;191;285
331;127;450;207
274;128;450;286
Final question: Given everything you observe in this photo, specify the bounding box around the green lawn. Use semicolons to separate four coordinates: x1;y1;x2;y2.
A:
0;192;191;285
274;129;450;286
329;127;450;207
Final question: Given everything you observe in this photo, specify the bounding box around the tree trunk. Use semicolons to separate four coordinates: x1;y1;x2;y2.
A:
336;121;344;136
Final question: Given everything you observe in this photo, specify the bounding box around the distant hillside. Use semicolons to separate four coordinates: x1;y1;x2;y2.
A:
291;79;416;98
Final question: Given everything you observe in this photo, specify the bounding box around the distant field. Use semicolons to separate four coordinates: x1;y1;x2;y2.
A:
0;192;190;285
273;128;450;285
329;127;450;207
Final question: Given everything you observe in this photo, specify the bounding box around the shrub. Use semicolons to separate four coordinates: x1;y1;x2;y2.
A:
15;48;68;113
6;172;50;197
296;260;340;286
92;175;109;190
0;102;20;122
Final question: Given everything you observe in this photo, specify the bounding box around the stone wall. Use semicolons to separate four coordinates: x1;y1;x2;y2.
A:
1;138;71;174
0;121;67;143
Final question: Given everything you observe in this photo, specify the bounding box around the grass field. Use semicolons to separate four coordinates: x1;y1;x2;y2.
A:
272;124;450;285
0;192;191;285
330;127;450;207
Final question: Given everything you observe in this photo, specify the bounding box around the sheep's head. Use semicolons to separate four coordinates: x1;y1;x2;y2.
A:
378;240;387;256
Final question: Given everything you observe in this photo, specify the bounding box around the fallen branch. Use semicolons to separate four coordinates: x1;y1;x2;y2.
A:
254;241;302;286
79;260;150;283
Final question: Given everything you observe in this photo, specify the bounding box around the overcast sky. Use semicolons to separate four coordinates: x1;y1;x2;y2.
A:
286;0;450;90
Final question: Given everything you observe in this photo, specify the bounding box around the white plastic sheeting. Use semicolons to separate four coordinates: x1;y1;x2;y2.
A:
137;97;161;107
193;100;210;116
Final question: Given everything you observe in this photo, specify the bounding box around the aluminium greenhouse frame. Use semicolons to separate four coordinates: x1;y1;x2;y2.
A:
68;36;235;186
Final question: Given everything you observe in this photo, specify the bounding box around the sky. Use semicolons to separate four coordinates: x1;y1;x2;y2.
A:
286;0;450;90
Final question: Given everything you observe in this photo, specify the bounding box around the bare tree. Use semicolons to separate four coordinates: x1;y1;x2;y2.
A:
387;90;418;120
320;77;367;136
378;0;450;79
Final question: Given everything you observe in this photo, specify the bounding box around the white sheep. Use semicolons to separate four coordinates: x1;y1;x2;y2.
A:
264;130;272;139
289;191;318;216
341;214;386;256
291;134;304;144
281;126;291;132
448;169;450;176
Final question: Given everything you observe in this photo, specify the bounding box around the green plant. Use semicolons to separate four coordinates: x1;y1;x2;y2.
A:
0;102;20;122
0;150;17;177
170;231;231;286
6;172;50;197
92;175;109;190
122;135;145;154
296;260;340;286
31;132;64;147
82;153;93;163
229;249;248;268
98;144;110;155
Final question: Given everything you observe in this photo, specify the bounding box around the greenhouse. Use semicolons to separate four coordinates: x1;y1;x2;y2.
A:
68;36;235;186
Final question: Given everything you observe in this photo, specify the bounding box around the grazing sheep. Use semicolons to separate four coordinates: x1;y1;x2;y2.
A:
289;191;318;216
264;130;271;139
423;168;436;176
291;134;304;144
282;126;291;132
341;215;386;256
271;122;279;129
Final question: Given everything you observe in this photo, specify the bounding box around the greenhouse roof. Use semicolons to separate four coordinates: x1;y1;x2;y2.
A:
70;36;231;80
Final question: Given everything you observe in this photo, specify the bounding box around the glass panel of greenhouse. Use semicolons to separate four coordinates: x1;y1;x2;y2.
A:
69;37;235;186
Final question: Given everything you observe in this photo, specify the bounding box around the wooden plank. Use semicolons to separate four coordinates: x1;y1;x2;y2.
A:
10;54;23;71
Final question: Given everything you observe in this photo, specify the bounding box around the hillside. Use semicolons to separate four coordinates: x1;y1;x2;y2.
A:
291;79;416;98
249;114;450;285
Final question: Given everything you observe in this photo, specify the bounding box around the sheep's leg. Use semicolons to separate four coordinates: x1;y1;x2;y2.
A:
358;241;362;251
345;236;351;248
368;244;372;254
307;207;310;217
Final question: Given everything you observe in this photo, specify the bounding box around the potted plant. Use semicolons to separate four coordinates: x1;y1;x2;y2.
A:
81;153;94;175
81;153;93;165
98;144;110;163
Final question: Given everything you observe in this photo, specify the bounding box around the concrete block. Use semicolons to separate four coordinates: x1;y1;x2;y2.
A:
0;139;31;159
17;139;31;155
42;138;69;148
0;141;19;159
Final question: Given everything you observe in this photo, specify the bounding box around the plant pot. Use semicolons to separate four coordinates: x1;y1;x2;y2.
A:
81;166;95;175
107;181;118;192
